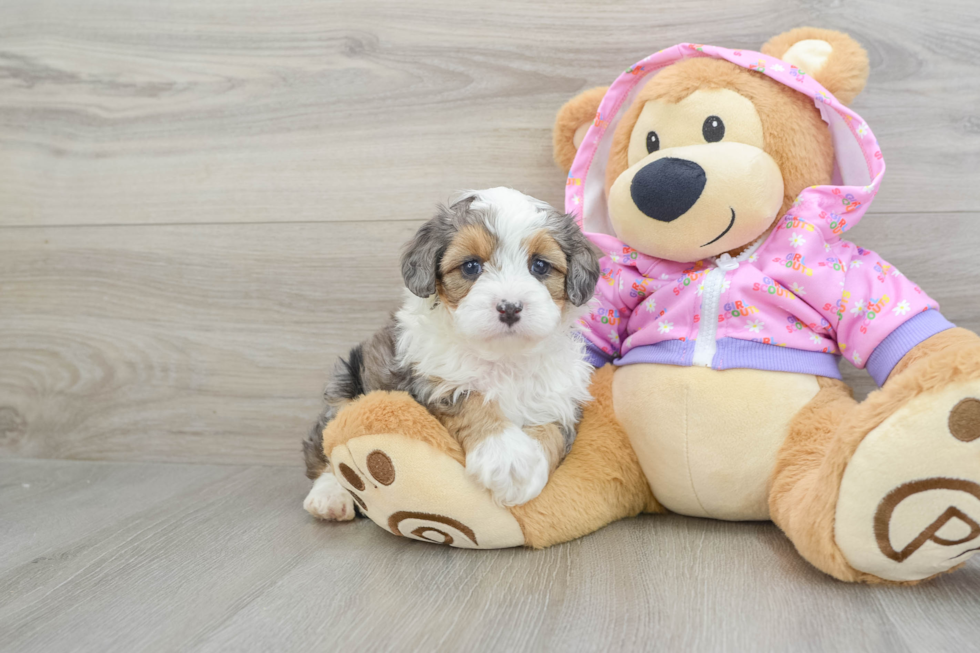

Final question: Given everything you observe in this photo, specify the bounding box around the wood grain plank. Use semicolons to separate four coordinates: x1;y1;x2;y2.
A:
0;220;419;465
2;213;978;465
1;0;978;227
0;459;242;572
0;459;977;653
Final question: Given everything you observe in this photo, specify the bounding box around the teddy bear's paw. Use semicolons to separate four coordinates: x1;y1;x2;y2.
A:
303;473;356;521
329;433;526;549
836;381;980;582
464;426;551;507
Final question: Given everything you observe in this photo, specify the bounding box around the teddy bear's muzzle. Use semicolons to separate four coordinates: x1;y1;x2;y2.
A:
608;142;784;261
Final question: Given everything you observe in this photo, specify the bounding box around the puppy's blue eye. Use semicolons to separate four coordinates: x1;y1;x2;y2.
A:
461;260;482;278
530;259;551;276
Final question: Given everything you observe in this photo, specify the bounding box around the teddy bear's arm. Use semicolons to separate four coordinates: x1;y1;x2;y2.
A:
579;254;653;362
823;242;954;384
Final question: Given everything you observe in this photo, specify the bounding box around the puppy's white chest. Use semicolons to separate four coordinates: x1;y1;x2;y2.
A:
472;365;579;427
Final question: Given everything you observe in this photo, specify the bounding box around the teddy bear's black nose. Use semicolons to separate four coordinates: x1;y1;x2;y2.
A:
630;158;706;223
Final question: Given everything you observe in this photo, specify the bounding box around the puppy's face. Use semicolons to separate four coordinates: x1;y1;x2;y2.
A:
402;188;600;347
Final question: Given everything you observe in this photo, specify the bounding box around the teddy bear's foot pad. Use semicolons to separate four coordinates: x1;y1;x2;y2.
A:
329;433;525;549
836;381;980;582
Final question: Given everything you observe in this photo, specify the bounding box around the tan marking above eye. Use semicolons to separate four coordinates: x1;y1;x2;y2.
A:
523;230;567;274
627;88;765;166
437;224;495;309
440;224;496;275
521;229;568;302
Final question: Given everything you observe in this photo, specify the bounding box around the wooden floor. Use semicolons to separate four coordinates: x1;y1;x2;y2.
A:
2;0;979;650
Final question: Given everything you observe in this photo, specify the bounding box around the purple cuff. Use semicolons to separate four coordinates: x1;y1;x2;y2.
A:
866;310;955;387
585;341;614;367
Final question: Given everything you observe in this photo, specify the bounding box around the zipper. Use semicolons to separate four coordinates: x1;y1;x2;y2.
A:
690;236;766;368
691;258;732;367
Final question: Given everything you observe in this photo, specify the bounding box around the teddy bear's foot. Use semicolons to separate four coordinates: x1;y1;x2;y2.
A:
329;433;526;548
320;390;526;548
836;380;980;582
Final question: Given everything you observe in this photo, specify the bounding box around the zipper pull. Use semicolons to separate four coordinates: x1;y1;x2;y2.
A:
716;253;739;272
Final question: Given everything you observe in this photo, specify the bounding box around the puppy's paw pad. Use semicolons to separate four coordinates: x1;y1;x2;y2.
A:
304;474;356;521
465;426;550;507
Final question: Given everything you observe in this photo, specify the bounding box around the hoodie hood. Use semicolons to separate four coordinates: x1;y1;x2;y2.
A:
565;43;884;253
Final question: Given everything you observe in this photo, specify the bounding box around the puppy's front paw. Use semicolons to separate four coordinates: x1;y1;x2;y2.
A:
304;473;355;521
465;426;550;506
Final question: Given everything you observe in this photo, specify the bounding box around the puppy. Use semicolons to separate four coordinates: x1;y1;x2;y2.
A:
303;187;601;520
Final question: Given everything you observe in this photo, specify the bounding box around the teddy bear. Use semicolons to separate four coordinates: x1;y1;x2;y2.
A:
322;27;980;584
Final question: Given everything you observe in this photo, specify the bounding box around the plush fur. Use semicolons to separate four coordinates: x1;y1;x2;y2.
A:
770;328;980;583
323;390;466;465
761;27;870;106
553;86;608;173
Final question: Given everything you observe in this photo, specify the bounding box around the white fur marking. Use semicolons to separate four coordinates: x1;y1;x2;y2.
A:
465;425;550;506
304;473;355;521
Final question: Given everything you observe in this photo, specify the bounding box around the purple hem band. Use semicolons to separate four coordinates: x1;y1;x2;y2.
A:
584;341;613;367
594;311;952;381
615;339;696;367
713;338;842;379
866;310;954;387
614;338;842;379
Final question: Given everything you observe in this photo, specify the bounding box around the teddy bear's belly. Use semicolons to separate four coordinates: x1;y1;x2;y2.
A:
612;364;820;520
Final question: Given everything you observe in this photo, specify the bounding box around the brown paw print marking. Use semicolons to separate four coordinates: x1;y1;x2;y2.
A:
367;450;395;485
874;478;980;563
347;490;367;511
949;398;980;442
338;463;365;491
336;450;396;514
388;511;479;546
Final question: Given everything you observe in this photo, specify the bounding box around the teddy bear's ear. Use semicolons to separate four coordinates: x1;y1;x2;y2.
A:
553;86;607;172
761;28;870;105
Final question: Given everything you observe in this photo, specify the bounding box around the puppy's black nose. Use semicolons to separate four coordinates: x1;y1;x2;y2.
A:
496;301;523;326
630;157;706;222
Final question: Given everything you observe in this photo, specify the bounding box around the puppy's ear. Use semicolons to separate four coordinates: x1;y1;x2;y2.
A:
548;211;601;306
762;28;869;106
553;86;608;173
401;203;460;297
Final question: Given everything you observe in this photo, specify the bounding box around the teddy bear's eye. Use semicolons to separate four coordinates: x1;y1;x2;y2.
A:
645;131;660;154
702;116;725;143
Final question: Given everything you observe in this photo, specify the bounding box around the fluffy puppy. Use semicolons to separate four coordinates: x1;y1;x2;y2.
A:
303;187;601;519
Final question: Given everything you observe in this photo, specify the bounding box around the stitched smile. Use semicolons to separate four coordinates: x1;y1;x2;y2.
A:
701;208;736;247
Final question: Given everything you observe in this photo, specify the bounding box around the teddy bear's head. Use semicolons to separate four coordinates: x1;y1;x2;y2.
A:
554;28;870;262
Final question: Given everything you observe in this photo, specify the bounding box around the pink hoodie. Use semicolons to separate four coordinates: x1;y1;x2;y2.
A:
568;43;953;385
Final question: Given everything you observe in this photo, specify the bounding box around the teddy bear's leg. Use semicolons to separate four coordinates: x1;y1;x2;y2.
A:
771;328;980;583
768;376;865;581
510;365;663;548
322;390;527;549
323;366;659;550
